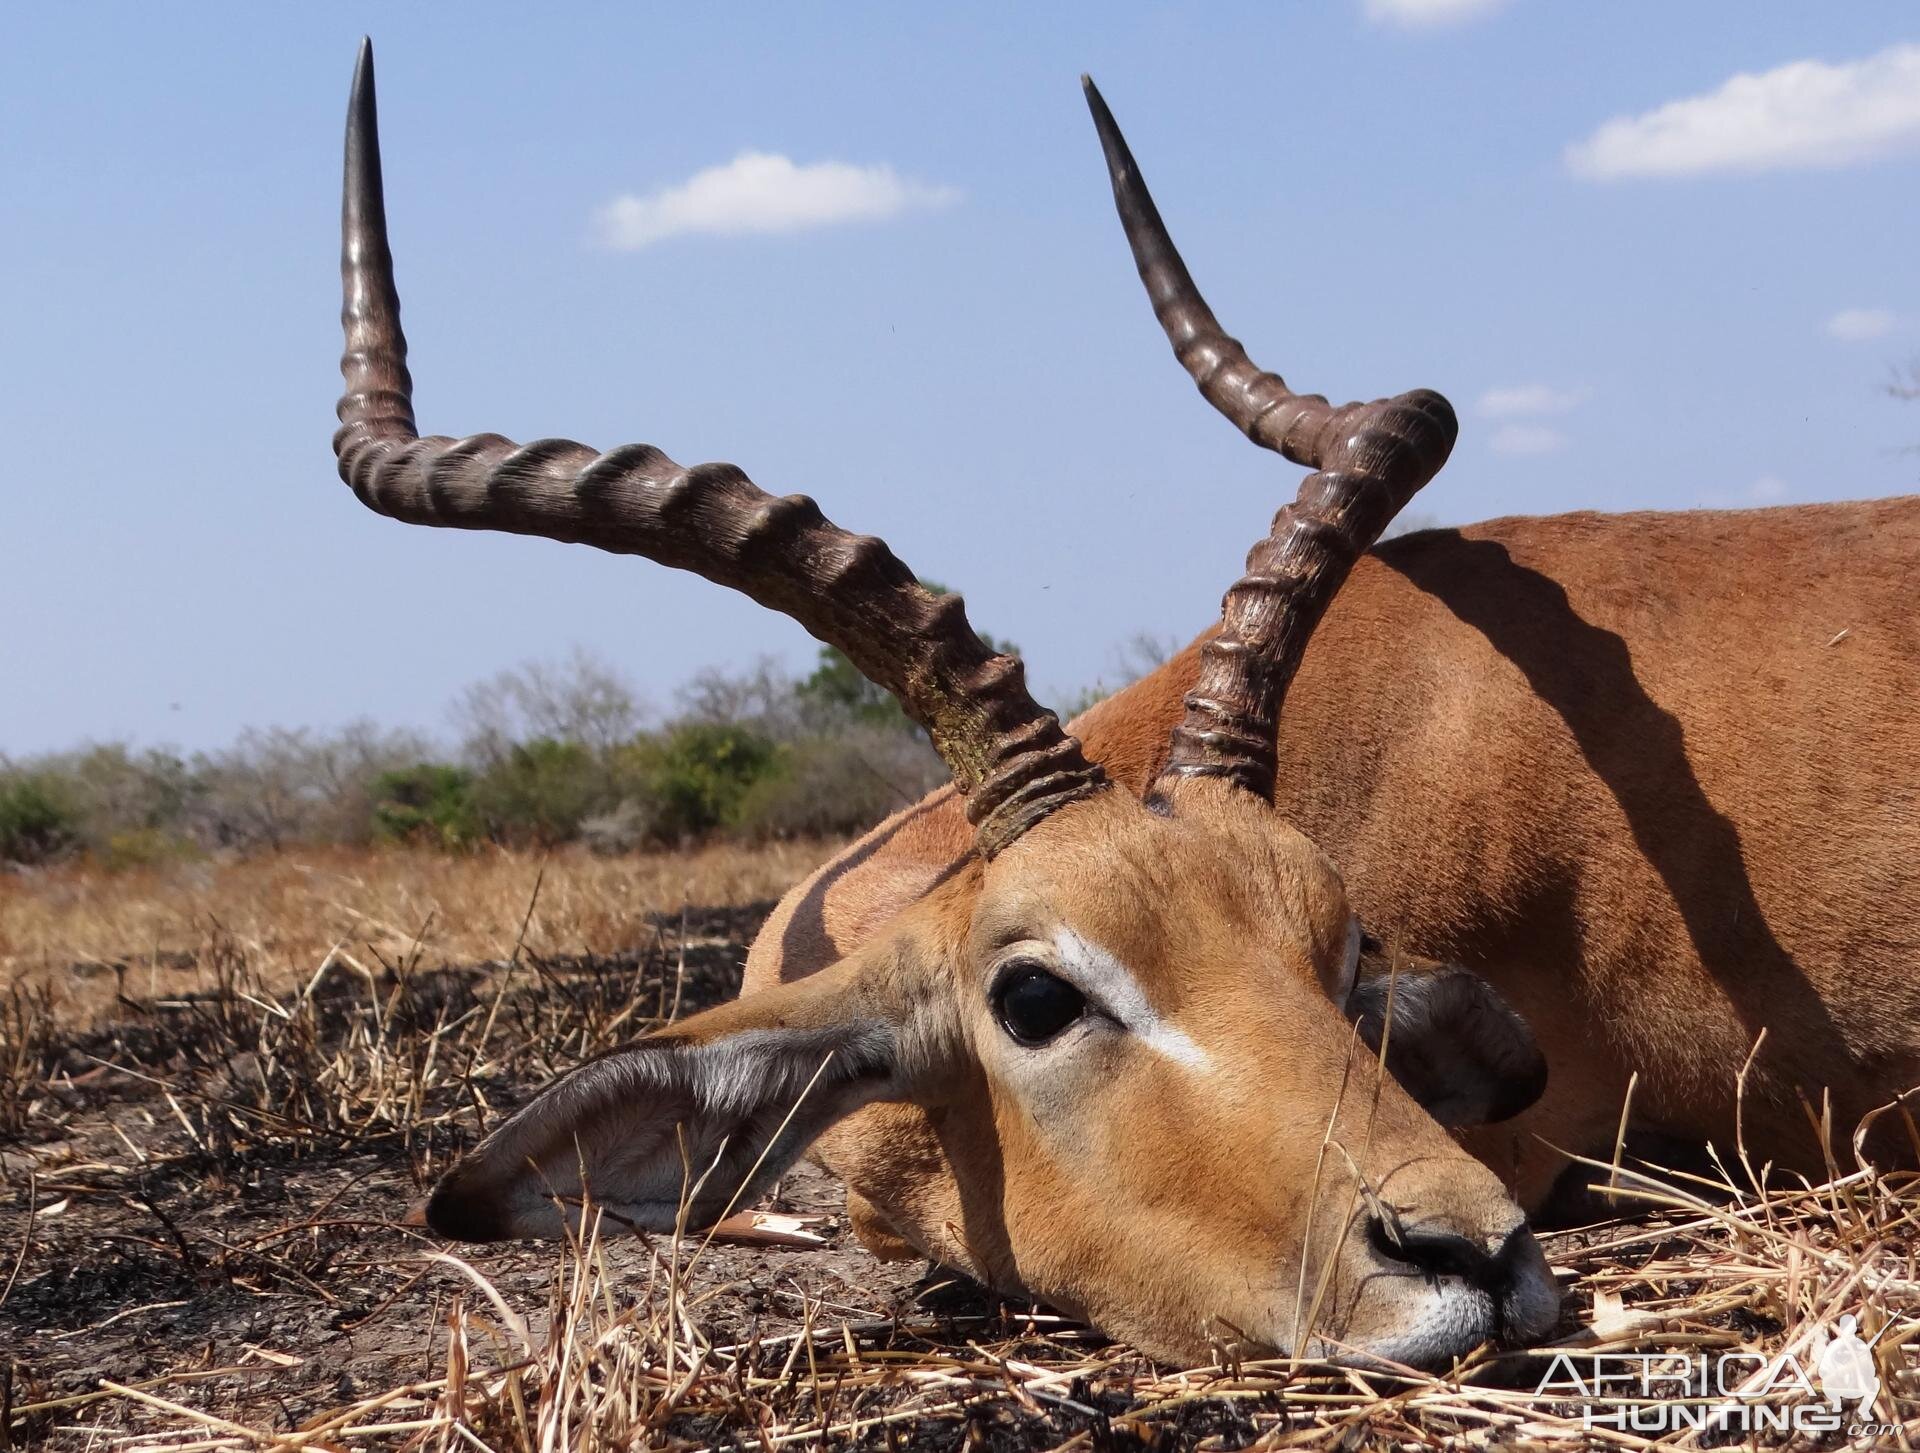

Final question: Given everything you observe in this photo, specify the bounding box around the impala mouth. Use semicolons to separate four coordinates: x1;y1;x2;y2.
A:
1333;1222;1560;1370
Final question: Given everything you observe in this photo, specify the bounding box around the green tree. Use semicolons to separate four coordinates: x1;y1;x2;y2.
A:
618;723;783;840
472;738;608;845
370;764;481;848
0;773;78;865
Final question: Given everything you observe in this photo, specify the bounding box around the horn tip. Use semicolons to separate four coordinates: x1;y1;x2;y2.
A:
1082;73;1111;121
1080;76;1125;164
348;40;378;133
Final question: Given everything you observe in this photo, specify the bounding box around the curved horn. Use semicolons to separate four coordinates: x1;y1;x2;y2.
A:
337;40;1106;856
1082;77;1457;801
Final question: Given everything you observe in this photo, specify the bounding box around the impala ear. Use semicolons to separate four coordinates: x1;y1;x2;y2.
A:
425;956;920;1241
1345;956;1546;1127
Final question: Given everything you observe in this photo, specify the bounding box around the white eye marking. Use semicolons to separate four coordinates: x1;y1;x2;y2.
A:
1337;916;1362;1004
1048;929;1211;1071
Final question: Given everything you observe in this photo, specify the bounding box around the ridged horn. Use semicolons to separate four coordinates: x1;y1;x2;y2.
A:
336;40;1107;857
1083;76;1457;801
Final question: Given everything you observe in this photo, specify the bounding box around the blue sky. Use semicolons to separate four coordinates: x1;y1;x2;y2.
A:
4;3;1916;755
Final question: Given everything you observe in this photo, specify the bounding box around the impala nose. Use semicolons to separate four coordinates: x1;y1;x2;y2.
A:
1368;1217;1493;1281
1367;1216;1560;1343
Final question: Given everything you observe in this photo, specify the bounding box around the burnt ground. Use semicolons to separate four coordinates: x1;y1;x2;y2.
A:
4;902;1918;1449
0;905;1125;1449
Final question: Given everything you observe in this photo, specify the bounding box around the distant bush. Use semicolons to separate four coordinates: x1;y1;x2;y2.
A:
736;727;944;839
0;745;200;864
370;764;482;848
193;724;431;851
472;737;611;846
11;641;1050;865
0;773;79;865
618;723;783;841
63;745;199;842
100;826;200;872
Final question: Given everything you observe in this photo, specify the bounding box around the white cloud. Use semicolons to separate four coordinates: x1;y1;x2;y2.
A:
1489;424;1566;456
1826;307;1897;341
1566;43;1920;179
1363;0;1512;26
593;151;959;250
1750;475;1789;502
1477;383;1592;418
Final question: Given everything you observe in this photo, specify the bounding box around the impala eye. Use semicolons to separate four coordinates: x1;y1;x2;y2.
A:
992;965;1087;1046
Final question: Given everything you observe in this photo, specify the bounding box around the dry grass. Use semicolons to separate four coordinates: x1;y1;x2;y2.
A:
0;840;835;1023
3;848;1919;1449
171;1171;1920;1450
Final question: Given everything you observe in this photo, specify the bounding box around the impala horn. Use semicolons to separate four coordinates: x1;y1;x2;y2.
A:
1083;77;1457;802
336;40;1107;857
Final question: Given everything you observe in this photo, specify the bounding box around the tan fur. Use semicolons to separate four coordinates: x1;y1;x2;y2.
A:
752;498;1920;1231
803;782;1545;1362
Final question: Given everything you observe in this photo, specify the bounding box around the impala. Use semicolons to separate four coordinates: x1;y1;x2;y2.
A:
332;43;1920;1367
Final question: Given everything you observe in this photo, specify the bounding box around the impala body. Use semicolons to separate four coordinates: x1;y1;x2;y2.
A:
763;497;1920;1254
330;43;1917;1369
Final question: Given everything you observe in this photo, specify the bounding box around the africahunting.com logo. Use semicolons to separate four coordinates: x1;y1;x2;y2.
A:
1536;1313;1895;1436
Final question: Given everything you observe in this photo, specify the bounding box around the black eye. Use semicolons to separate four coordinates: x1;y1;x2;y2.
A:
992;966;1087;1046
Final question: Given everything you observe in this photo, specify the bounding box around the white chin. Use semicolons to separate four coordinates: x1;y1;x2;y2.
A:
1339;1282;1500;1369
1333;1272;1561;1371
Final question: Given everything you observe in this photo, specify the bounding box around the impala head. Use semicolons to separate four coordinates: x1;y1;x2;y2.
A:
334;44;1557;1366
